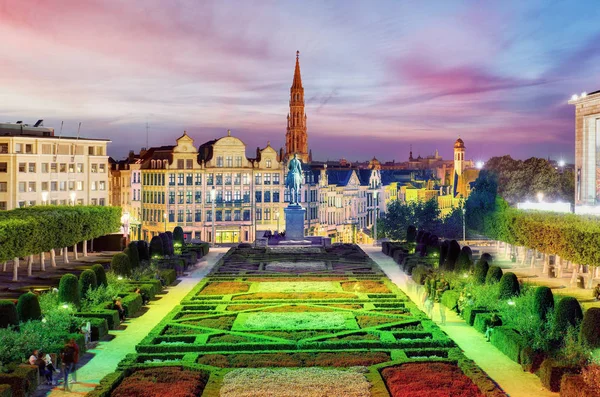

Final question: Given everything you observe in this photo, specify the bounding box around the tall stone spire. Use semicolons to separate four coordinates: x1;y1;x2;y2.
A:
285;50;309;163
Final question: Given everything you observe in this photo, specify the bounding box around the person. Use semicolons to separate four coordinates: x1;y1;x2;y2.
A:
68;339;79;384
135;288;150;305
80;322;91;347
60;341;76;391
43;351;59;377
422;288;433;318
36;350;53;385
28;349;38;366
435;280;448;326
112;298;126;322
155;271;166;287
593;283;600;301
485;313;502;341
453;289;466;315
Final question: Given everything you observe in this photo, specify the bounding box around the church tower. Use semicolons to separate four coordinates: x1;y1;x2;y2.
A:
454;137;465;176
285;51;309;162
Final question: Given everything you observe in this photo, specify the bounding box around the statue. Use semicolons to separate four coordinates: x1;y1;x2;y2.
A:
286;153;303;206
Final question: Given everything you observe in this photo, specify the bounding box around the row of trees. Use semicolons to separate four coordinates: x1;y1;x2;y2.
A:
0;206;121;281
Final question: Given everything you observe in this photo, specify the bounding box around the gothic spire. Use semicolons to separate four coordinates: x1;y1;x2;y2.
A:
292;50;303;89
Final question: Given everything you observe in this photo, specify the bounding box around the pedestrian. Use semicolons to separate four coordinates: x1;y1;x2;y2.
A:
60;341;76;391
68;338;80;384
80;322;91;347
36;350;53;385
28;349;38;366
112;298;126;322
485;313;502;341
135;288;150;305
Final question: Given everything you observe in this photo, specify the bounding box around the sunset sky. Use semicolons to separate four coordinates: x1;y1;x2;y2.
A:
1;0;599;162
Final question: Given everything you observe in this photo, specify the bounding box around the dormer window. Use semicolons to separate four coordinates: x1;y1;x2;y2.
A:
266;159;272;168
217;156;224;167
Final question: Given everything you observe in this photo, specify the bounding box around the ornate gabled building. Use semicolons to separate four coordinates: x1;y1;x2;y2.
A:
285;51;310;163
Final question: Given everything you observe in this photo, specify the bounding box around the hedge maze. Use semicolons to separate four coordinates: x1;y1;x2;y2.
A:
94;245;506;396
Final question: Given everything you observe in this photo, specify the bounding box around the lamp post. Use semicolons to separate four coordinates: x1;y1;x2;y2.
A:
211;186;216;247
163;212;167;232
373;190;379;246
462;207;466;243
275;209;280;233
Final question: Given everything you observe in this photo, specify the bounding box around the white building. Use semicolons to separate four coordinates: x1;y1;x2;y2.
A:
0;121;111;210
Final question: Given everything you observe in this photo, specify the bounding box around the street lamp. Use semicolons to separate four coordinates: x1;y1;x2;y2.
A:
462;207;466;243
373;190;379;246
275;209;280;233
163;212;167;232
211;186;216;247
536;192;544;202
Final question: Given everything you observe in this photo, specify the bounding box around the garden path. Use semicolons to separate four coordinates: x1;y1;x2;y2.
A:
40;248;227;397
362;246;558;397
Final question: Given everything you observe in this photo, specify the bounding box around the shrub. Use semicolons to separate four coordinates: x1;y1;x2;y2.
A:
580;307;600;348
485;266;503;284
416;230;424;243
137;240;150;261
456;246;473;272
473;260;489;285
440;290;459;310
560;373;598;397
439;240;448;268
160;269;177;286
150;236;164;258
540;359;579;392
58;273;81;308
411;265;431;285
173;226;184;254
165;231;174;256
0;300;18;328
533;286;554;322
92;264;108;287
111;253;132;277
445;240;461;270
480;252;493;264
498;273;520;299
79;269;98;298
126;241;140;268
428;234;438;247
16;292;41;323
554;297;583;334
159;233;171;257
406;225;416;242
490;326;525;363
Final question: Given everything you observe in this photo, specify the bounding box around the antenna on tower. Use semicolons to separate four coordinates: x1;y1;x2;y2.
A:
146;119;149;148
76;122;81;140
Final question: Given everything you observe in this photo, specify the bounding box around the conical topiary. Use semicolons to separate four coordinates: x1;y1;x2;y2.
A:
126;241;140;268
445;240;461;271
554;297;583;334
16;292;42;322
439;240;449;268
173;226;185;255
406;225;417;243
78;269;98;298
533;286;554;321
59;274;80;308
150;236;164;258
456;246;473;272
110;253;132;277
580;307;600;348
136;240;150;261
498;272;520;299
92;264;108;287
485;266;503;284
473;260;489;285
0;300;18;328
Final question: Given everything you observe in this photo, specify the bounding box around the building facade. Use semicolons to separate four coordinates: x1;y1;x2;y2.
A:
0;122;110;210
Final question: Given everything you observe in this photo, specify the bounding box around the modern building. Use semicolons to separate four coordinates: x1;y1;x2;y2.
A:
569;90;600;213
0;121;110;210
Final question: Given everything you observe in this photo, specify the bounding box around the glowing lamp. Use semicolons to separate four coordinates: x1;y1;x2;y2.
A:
558;160;565;167
581;92;587;98
571;94;578;101
62;304;69;309
507;300;515;306
475;161;484;170
117;276;123;280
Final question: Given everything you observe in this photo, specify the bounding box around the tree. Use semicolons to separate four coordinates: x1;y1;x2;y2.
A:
79;269;98;298
0;300;18;328
16;292;42;322
111;253;132;277
150;236;164;259
58;274;80;308
126;241;140;268
379;199;442;240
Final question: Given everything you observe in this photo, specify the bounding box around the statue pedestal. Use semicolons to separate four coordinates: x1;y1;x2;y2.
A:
284;205;306;241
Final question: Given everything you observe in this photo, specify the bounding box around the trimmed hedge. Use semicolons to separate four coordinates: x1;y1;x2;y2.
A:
79;269;98;298
160;269;177;286
121;293;143;317
58;273;81;308
173;226;185;255
0;384;10;397
86;317;109;341
150;236;164;258
441;290;459;311
412;265;431;285
490;326;525;363
136;240;150;261
554;297;583;334
76;310;120;330
539;359;579;392
485;266;503;284
0;364;39;397
580;307;600;348
126;241;140;268
462;307;489;326
92;263;108;288
0;300;18;328
533;286;554;322
473;312;494;334
560;373;599;397
16;292;41;323
473;260;489;285
111;253;132;277
498;272;519;299
456;246;473;272
445;240;461;270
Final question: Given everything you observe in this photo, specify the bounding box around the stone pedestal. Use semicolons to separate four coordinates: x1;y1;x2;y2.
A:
284;205;306;241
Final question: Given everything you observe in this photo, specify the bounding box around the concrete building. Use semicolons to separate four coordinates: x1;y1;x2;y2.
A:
0;121;110;210
569;90;600;213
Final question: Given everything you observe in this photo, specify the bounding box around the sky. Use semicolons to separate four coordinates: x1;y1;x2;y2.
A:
1;0;599;163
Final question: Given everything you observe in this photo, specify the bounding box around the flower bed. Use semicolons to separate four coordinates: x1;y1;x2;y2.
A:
381;363;484;397
233;312;354;330
111;367;208;397
220;367;371;397
232;292;355;300
256;281;339;293
341;281;391;293
199;282;249;295
198;351;391;368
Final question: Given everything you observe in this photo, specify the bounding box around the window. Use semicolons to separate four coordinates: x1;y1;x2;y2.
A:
15;143;23;153
243;210;250;221
0;144;7;154
26;163;35;173
243;173;250;185
186;159;193;169
255;208;262;220
169;191;175;204
25;144;32;154
91;181;97;191
255;173;261;185
186;191;192;204
216;173;223;185
19;182;26;192
234;190;241;202
234;210;241;221
0;202;6;211
88;146;95;155
186;209;192;222
233;173;241;185
50;163;57;173
169;173;175;186
19;163;26;172
194;174;201;186
77;181;83;191
18;201;25;208
0;162;6;173
28;182;36;192
195;209;202;222
186;173;193;185
68;181;75;191
255;191;262;203
265;208;271;220
99;181;106;191
99;198;105;206
91;164;98;173
225;190;232;202
273;191;280;202
59;163;66;173
99;164;106;173
177;209;184;222
224;173;232;185
273;173;280;185
195;191;202;204
215;210;222;221
226;156;233;167
0;182;9;192
177;173;184;185
178;191;184;204
216;156;223;167
77;163;83;173
207;173;214;185
235;156;242;167
243;190;250;203
224;210;232;221
266;159;272;168
68;163;75;173
177;159;184;169
264;174;271;185
216;190;223;203
51;182;57;191
264;191;271;203
41;163;49;173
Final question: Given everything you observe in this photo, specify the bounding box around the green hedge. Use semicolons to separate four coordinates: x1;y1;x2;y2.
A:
440;290;459;310
539;359;579;392
473;260;489;285
111;253;132;277
462;307;489;326
498;273;520;299
580;307;600;348
87;370;125;397
0;300;18;328
489;326;525;363
161;269;177;286
76;310;120;330
121;293;143;318
554;297;583;334
16;292;41;323
79;269;98;298
485;266;503;284
533;286;554;322
87;317;109;341
0;364;38;397
473;313;494;334
58;273;80;308
126;242;140;268
0;384;10;397
0;206;120;262
92;264;108;287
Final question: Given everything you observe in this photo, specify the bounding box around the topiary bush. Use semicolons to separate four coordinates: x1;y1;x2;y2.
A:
79;269;98;298
473;260;489;285
456;246;473;272
16;292;42;323
137;240;150;261
533;286;554;322
165;231;174;256
406;225;416;243
579;307;600;348
416;230;424;244
59;273;81;308
480;253;493;264
92;264;108;287
0;300;18;328
159;233;171;257
126;241;140;268
111;253;132;277
485;266;503;284
445;240;461;271
173;226;185;255
150;236;164;259
553;297;583;334
498;272;520;299
439;241;448;268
